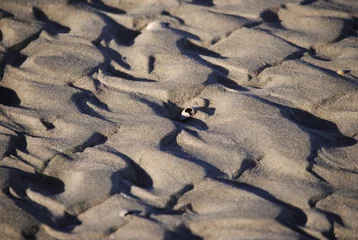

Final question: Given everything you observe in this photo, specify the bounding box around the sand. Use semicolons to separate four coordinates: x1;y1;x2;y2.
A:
0;0;357;239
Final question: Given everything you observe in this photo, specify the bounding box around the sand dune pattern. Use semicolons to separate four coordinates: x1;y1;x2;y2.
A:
0;0;357;239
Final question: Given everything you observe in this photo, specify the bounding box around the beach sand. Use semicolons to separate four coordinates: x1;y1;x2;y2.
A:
0;0;357;239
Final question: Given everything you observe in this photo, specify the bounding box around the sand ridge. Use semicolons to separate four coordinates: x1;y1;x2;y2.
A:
0;0;357;239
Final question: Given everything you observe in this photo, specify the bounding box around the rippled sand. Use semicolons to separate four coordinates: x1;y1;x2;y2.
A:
0;0;357;239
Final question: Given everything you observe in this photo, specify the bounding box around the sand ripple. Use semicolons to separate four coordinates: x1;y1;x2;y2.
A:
0;0;357;239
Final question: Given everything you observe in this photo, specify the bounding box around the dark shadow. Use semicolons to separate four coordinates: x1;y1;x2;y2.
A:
94;44;157;83
21;225;39;240
161;10;185;24
300;0;318;5
108;67;156;82
106;148;153;189
2;167;81;231
173;31;200;44
40;119;55;131
8;132;28;155
14;199;81;231
234;158;257;179
110;170;132;195
67;0;87;3
254;27;307;52
72;132;108;153
163;100;183;120
148;55;155;73
68;0;126;14
102;47;131;70
260;9;280;23
184;39;222;58
316;208;344;240
353;17;358;32
32;7;70;35
69;85;113;122
165;184;194;209
3;167;65;197
88;0;126;14
180;117;208;130
307;47;331;62
308;190;333;209
0;51;27;79
285;108;342;134
214;178;319;239
169;224;203;240
334;18;358;42
0;86;21;106
159;129;226;178
250;95;357;182
92;12;140;46
243;21;264;29
0;8;14;19
189;0;214;7
212;72;249;92
176;39;250;92
8;30;42;52
196;106;216;116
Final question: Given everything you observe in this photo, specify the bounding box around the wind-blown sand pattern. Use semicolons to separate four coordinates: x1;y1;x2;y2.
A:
0;0;357;239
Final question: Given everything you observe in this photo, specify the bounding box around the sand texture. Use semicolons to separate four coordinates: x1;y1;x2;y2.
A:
0;0;357;239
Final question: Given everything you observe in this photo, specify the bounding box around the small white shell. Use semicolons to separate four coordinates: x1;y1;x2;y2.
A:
119;210;129;217
180;107;195;121
145;21;167;31
337;70;345;76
